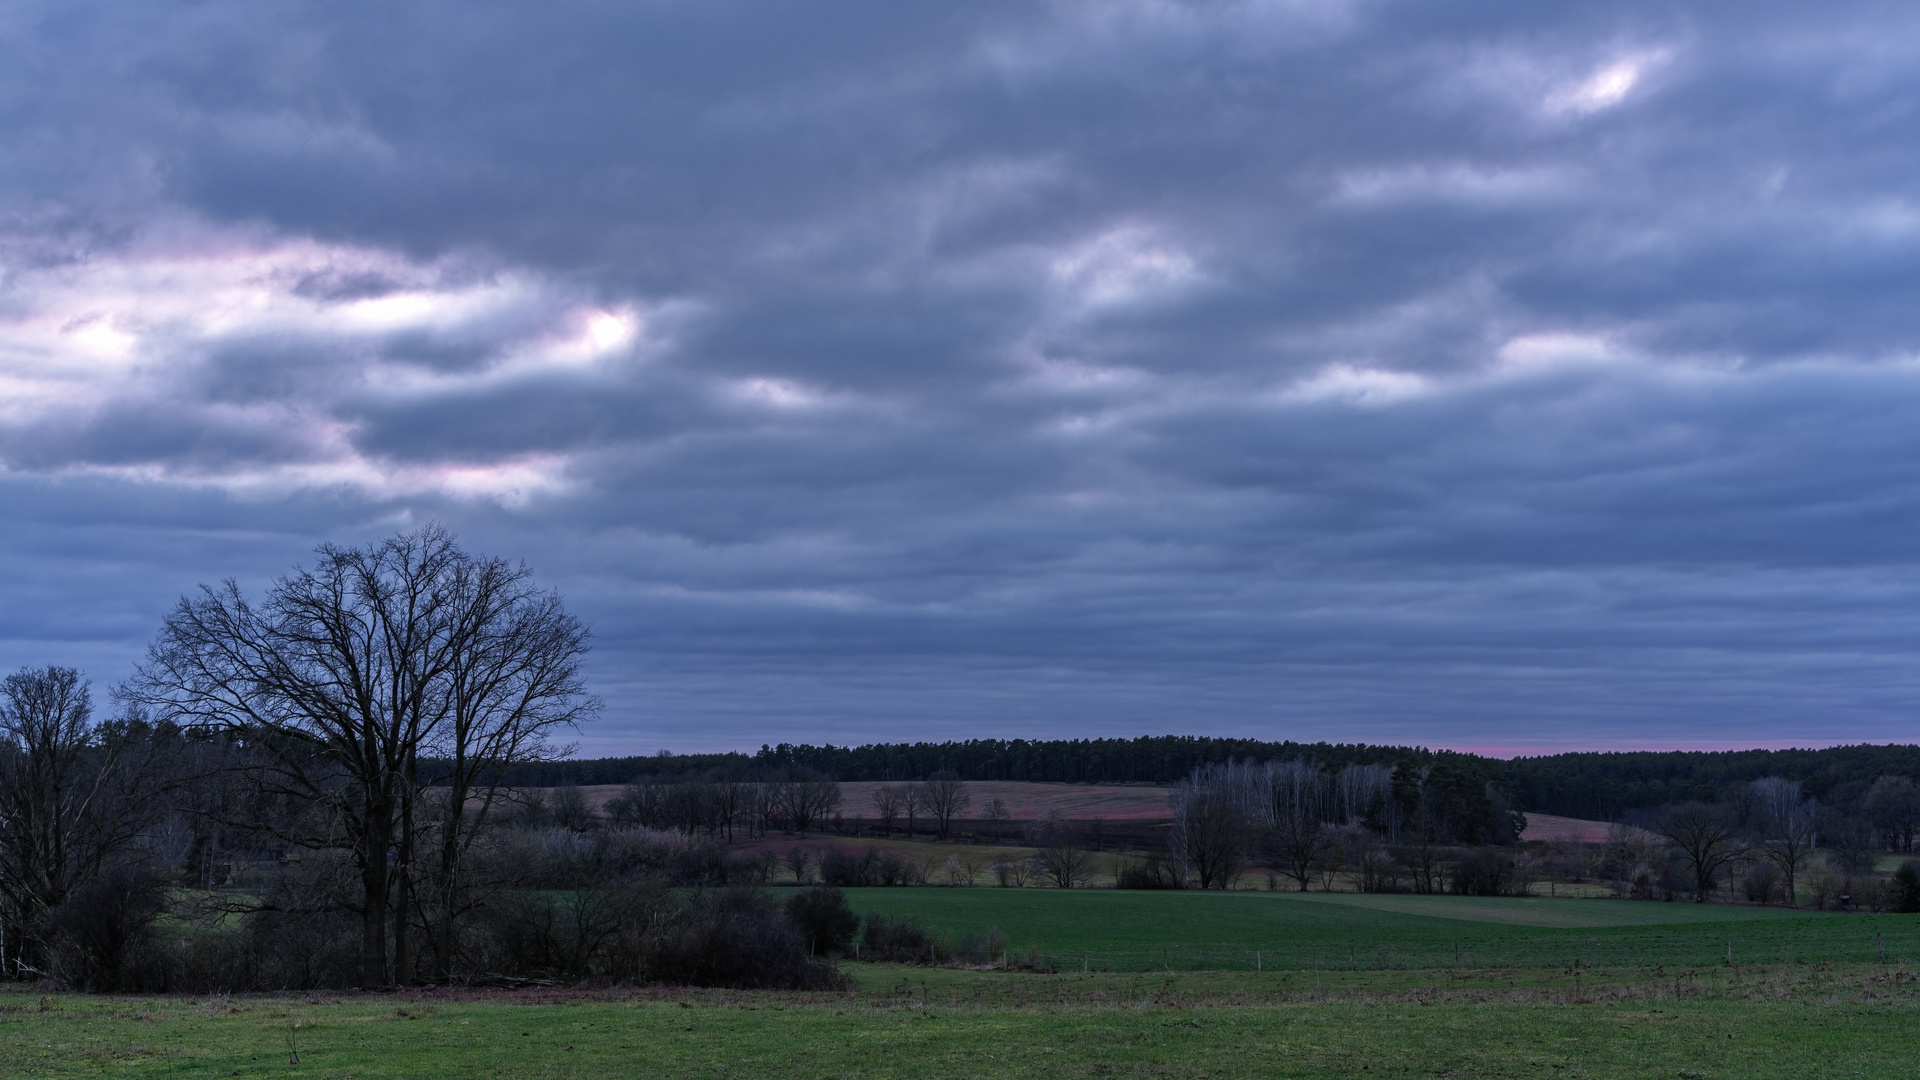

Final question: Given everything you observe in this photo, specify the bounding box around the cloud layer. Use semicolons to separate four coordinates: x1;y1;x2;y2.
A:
4;0;1920;753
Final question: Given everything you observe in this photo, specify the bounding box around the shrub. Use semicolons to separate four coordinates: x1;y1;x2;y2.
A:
1893;862;1920;914
49;865;170;992
1450;851;1517;897
1115;855;1183;890
859;913;945;964
1743;863;1782;905
785;886;860;955
820;847;915;887
650;887;847;990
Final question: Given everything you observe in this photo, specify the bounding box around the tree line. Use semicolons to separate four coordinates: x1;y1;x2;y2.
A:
503;741;1920;817
1162;755;1525;893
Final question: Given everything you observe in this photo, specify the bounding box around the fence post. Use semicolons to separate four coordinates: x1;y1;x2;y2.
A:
1256;950;1262;973
1163;948;1169;972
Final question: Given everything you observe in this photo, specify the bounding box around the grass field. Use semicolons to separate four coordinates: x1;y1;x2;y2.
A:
7;960;1919;1078
842;888;1920;971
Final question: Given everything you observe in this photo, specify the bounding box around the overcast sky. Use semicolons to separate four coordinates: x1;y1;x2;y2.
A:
4;1;1919;756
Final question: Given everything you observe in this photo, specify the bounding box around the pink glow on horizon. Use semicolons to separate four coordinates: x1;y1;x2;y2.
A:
1440;739;1871;760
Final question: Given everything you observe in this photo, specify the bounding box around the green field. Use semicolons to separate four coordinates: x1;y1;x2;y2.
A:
6;961;1920;1079
843;888;1920;971
8;895;1918;1077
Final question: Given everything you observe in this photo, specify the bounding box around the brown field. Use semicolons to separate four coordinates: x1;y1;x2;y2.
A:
840;780;1174;822
1519;812;1614;843
559;780;1174;822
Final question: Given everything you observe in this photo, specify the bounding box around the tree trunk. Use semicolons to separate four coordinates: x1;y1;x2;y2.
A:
359;802;393;987
393;776;415;985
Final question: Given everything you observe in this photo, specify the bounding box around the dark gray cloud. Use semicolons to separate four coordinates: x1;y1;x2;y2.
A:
3;0;1920;753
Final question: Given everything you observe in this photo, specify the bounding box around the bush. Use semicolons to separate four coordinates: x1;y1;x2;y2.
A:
1893;862;1920;914
650;887;847;990
785;886;859;955
1450;851;1517;897
1743;863;1782;905
820;847;915;887
49;865;170;992
1114;855;1183;890
859;913;945;963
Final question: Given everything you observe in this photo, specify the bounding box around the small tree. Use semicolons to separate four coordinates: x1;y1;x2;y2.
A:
900;785;924;839
1169;766;1251;889
1892;862;1920;914
1756;795;1817;906
869;785;902;836
1031;814;1092;888
785;886;859;955
920;772;972;841
0;668;177;980
785;846;813;885
1262;809;1333;892
552;784;596;832
1865;777;1920;852
982;797;1010;841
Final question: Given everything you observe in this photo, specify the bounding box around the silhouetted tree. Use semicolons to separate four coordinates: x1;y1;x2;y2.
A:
920;772;971;840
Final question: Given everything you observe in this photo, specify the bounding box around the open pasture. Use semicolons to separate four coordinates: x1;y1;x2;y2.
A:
843;888;1920;972
6;962;1918;1079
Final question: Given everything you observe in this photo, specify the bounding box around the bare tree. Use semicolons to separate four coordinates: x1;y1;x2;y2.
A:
785;846;812;884
770;769;841;836
919;771;972;841
982;797;1010;841
0;668;177;978
1865;776;1920;852
1169;768;1250;889
552;785;596;832
126;526;593;987
1749;779;1816;906
419;550;595;980
900;784;924;839
1262;811;1333;892
1257;761;1332;892
1031;814;1093;888
1656;802;1746;901
869;785;903;836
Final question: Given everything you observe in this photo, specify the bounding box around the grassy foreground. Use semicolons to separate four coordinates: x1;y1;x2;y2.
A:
5;961;1919;1079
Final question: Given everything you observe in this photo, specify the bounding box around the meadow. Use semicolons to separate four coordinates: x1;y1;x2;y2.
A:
6;958;1918;1079
843;888;1920;972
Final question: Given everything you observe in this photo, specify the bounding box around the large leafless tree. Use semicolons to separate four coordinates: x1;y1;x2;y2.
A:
1656;802;1746;901
126;526;593;987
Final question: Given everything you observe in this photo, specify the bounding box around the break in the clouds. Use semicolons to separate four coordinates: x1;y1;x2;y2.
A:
4;0;1920;754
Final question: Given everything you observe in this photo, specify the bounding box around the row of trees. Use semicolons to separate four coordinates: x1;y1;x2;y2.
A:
1167;757;1525;890
603;769;842;839
1628;775;1920;906
505;741;1920;815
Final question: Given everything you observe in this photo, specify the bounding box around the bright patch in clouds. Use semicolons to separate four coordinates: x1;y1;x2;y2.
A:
1545;51;1669;116
1049;227;1200;309
0;226;632;502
